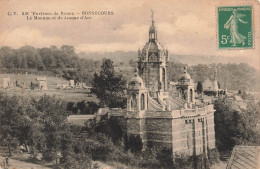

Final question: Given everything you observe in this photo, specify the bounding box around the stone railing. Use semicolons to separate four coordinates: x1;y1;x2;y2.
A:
127;111;139;118
68;115;96;126
109;108;127;116
171;104;214;118
145;111;172;118
148;93;163;111
181;104;214;116
106;104;214;119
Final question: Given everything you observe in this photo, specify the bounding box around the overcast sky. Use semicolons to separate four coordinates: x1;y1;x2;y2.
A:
0;0;259;69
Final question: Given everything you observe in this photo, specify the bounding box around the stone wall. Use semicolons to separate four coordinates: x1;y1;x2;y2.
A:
109;105;216;157
145;118;172;148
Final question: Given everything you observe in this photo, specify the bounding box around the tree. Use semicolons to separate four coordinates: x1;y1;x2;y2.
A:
0;47;15;70
0;93;27;156
34;95;70;162
128;135;143;154
214;98;238;151
214;98;260;152
197;81;203;94
128;59;135;67
91;59;127;108
156;148;173;168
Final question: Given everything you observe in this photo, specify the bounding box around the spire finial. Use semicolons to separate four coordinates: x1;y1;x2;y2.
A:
151;9;154;25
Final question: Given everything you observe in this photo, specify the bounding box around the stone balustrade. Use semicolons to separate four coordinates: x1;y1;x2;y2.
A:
109;104;214;119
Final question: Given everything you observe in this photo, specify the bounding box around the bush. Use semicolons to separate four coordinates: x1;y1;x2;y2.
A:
208;148;220;165
128;135;143;154
193;153;210;169
157;148;173;168
173;153;192;169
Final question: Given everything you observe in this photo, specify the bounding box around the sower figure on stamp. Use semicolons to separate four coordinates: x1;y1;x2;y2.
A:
224;9;247;46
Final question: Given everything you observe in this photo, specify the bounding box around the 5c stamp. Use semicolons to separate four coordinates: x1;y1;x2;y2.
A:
218;6;253;49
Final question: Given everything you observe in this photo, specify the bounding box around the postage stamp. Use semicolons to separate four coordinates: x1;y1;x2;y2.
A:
218;6;253;49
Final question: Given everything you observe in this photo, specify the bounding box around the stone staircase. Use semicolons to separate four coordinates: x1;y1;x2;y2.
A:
220;151;231;161
148;93;163;111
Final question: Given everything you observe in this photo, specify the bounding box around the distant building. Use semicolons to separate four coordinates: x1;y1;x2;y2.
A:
36;77;48;90
3;78;11;88
203;69;225;97
69;80;75;87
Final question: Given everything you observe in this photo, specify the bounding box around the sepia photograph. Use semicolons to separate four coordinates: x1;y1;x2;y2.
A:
0;0;259;168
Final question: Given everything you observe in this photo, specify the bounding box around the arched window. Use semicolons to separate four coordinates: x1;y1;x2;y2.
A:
141;94;145;110
162;68;166;90
131;100;134;111
183;90;187;101
190;89;193;102
131;94;137;111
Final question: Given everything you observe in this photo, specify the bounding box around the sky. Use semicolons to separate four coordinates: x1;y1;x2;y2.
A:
0;0;259;69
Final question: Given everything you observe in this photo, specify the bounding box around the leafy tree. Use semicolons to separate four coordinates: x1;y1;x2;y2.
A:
156;148;173;168
128;135;143;154
21;55;28;69
193;153;210;169
76;100;87;114
190;64;211;83
92;114;126;144
38;48;56;69
87;101;100;115
197;81;203;94
0;94;23;156
207;148;220;166
168;62;186;82
214;98;260;152
33;95;69;162
128;59;135;67
214;98;238;151
91;59;127;108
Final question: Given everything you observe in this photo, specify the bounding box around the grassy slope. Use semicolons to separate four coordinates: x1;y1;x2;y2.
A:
0;73;99;103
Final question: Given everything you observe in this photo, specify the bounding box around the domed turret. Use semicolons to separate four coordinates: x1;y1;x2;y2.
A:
128;68;146;90
176;67;195;105
178;67;193;85
180;67;191;80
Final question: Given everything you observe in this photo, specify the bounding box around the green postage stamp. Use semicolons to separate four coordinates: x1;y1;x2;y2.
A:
218;6;253;49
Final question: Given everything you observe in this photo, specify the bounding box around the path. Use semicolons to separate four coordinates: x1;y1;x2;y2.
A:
1;158;51;169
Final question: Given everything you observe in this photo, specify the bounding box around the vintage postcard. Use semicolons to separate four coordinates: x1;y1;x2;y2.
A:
0;0;259;169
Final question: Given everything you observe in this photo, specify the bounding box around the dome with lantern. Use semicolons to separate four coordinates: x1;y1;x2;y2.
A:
138;11;168;62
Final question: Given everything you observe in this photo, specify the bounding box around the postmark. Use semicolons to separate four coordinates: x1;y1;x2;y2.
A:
218;6;253;49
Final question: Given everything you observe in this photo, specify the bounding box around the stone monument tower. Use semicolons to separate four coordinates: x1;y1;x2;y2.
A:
137;10;169;98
